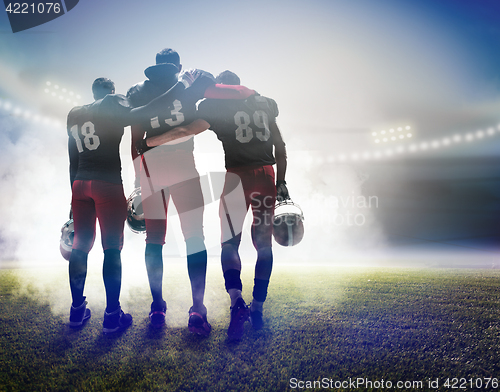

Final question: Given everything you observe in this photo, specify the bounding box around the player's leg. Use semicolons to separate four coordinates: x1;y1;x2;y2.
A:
93;181;127;312
93;181;132;333
249;166;276;330
219;171;249;304
220;170;252;339
142;188;169;327
171;176;211;335
68;180;95;327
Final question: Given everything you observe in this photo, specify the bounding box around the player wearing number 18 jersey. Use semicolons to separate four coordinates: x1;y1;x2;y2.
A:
142;70;289;339
67;77;132;333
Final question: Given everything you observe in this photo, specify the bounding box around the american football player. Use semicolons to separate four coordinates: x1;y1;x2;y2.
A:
67;77;133;333
139;70;289;339
127;49;255;335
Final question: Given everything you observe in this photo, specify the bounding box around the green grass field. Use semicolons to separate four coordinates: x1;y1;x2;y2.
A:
1;261;500;391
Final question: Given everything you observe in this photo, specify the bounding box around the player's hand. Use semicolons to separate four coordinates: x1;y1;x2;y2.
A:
135;138;151;155
276;180;290;202
179;69;201;88
179;69;215;89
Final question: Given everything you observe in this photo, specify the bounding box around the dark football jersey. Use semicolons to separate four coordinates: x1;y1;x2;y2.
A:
127;77;210;152
197;95;279;168
67;94;130;185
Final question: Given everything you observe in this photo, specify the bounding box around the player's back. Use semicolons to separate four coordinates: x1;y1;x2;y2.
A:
67;94;129;184
197;94;279;169
127;78;210;152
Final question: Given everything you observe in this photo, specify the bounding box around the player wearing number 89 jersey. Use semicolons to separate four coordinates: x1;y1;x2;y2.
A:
66;77;132;333
197;90;279;168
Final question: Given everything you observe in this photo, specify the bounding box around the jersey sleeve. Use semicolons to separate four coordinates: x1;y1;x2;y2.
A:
98;94;131;126
67;107;80;187
196;99;218;126
204;84;256;99
267;97;279;118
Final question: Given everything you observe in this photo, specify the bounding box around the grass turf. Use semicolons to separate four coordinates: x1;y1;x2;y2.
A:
1;262;500;391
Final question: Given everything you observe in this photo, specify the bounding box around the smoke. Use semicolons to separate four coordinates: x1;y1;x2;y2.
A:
270;149;387;264
0;111;70;265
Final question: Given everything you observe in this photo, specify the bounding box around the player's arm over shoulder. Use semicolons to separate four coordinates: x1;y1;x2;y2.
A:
145;119;210;148
96;94;131;125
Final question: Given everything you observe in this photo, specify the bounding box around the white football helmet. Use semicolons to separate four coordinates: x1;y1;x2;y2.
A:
60;219;74;261
126;188;146;234
273;199;304;247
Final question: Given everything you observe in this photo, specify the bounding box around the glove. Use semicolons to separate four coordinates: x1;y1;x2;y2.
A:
135;138;151;155
179;69;215;89
276;180;290;202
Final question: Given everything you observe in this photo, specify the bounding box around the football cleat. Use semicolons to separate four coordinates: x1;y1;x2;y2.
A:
250;310;264;330
60;219;74;261
227;297;250;340
126;188;146;234
273;199;304;247
69;298;91;328
103;306;133;334
188;310;212;337
149;300;167;328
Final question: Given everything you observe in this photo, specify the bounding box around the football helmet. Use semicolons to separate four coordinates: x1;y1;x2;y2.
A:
126;188;146;234
273;199;304;247
60;219;74;261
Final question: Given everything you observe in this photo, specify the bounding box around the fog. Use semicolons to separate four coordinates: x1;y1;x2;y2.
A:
1;1;500;278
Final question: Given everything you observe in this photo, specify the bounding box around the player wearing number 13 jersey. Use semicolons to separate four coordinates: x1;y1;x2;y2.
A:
127;48;255;334
67;77;132;333
142;70;290;339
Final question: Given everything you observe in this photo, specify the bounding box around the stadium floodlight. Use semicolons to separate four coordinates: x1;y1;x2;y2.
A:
487;128;495;136
476;130;484;138
465;133;474;142
372;124;414;144
44;81;81;107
